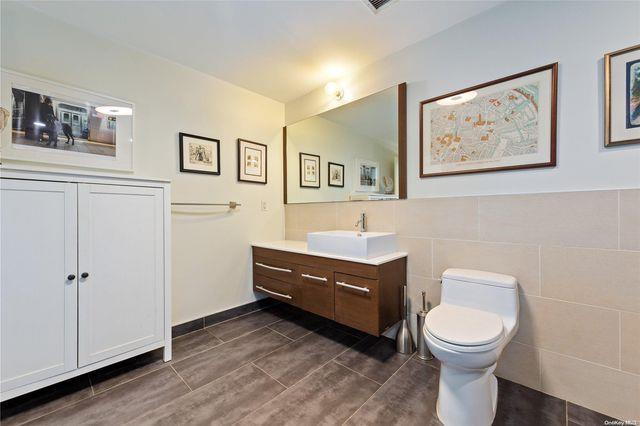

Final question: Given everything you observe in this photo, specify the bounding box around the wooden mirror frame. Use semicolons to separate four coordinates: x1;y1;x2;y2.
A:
283;82;407;204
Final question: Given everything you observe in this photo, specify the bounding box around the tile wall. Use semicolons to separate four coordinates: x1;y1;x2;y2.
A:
284;189;640;421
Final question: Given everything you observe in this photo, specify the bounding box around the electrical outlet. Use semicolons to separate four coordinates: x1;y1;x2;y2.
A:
261;201;268;211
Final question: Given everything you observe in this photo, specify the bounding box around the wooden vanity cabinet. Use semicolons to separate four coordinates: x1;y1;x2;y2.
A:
252;246;407;336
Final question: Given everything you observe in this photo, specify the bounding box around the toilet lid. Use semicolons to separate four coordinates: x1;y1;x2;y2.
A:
425;304;504;346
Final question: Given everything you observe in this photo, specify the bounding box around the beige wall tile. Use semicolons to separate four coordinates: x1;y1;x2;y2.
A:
515;295;620;368
293;202;337;232
433;239;540;295
284;204;299;230
621;312;640;375
284;228;307;241
542;247;640;313
495;342;540;390
335;200;396;232
478;191;618;249
620;189;640;251
540;349;640;421
395;197;478;240
397;237;432;278
407;274;441;314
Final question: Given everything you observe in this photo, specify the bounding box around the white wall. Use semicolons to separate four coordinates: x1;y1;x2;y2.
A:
286;1;640;196
287;116;395;203
1;3;285;325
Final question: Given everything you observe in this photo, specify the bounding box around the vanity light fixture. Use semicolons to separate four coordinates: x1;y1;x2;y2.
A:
95;106;133;116
324;82;344;100
436;90;478;106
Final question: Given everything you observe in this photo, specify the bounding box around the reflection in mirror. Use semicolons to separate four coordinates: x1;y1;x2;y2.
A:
285;84;405;204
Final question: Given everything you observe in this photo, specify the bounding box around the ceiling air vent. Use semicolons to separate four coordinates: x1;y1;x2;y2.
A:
362;0;396;14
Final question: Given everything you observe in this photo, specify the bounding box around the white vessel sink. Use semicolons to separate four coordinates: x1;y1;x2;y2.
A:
307;230;397;259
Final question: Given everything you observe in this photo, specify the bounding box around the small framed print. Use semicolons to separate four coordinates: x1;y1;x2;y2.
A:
328;162;344;187
237;138;267;184
299;152;320;188
605;44;640;147
355;158;379;192
179;132;220;175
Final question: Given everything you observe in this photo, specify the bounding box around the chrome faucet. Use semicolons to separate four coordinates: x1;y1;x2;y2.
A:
355;212;366;233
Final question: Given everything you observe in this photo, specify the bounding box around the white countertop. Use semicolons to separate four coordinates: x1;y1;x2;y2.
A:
252;240;408;266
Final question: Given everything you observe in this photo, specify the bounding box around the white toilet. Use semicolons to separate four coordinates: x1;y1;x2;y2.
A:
423;268;519;426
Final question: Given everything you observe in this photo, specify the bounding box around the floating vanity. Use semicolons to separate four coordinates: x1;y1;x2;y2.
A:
252;237;407;336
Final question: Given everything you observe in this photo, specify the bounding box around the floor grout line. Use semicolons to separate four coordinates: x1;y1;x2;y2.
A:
341;352;416;425
229;336;365;426
251;362;289;389
332;360;384;386
170;365;193;392
4;381;97;426
265;326;296;342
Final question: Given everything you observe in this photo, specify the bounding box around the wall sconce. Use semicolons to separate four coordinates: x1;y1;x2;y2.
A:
324;82;344;100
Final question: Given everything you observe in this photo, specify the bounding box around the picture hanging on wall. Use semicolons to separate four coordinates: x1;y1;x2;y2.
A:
355;158;379;192
605;44;640;147
1;70;134;171
299;152;320;188
328;162;344;187
179;132;220;175
419;63;558;177
237;138;267;184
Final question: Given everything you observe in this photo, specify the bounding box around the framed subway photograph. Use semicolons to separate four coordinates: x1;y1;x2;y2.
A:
237;138;267;184
179;132;220;175
420;63;558;177
605;44;640;147
355;158;379;192
299;152;320;188
2;70;134;171
328;162;344;187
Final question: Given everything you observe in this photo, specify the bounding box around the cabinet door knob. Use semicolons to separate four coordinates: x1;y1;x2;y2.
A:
67;274;76;281
81;272;89;279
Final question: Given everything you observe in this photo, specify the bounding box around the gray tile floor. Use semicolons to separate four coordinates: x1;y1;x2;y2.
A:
1;304;618;426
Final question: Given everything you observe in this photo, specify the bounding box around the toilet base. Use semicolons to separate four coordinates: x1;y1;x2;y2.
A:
436;362;498;426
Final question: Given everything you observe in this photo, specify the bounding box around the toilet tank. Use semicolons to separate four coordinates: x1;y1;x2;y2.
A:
440;268;519;336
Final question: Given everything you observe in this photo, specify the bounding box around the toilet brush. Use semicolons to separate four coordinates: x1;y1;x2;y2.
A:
416;291;433;360
396;285;415;354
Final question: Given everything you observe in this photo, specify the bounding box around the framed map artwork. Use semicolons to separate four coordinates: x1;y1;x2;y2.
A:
420;63;558;177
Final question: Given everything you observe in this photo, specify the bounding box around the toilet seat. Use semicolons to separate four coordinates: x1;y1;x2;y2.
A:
425;304;505;352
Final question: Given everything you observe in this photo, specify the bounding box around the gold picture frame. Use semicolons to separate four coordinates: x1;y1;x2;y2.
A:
604;44;640;147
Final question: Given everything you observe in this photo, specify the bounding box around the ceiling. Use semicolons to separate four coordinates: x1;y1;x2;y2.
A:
19;0;502;103
320;85;398;151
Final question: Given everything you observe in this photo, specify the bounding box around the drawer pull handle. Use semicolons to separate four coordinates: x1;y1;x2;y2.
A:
336;281;370;293
256;285;292;300
301;273;327;283
255;262;292;273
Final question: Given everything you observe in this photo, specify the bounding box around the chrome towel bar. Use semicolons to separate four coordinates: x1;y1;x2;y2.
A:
171;201;241;209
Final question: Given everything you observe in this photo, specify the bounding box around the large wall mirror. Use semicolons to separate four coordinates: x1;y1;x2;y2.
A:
284;83;406;204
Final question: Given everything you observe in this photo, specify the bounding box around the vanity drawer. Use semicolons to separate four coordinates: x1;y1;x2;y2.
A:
253;275;298;305
299;265;334;319
253;255;298;284
334;273;379;335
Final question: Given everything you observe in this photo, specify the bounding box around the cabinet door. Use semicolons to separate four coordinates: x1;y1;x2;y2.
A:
299;265;334;319
334;273;379;336
1;179;78;392
77;184;164;367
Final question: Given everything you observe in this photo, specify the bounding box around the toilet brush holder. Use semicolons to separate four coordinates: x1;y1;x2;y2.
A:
416;291;433;361
396;285;415;354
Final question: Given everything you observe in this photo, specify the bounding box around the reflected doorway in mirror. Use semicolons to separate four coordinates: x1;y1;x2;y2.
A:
328;162;345;187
